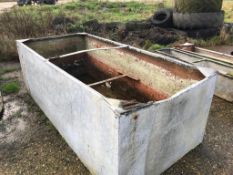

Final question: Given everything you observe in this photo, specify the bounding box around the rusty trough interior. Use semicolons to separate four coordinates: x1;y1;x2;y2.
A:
50;53;162;103
26;34;205;103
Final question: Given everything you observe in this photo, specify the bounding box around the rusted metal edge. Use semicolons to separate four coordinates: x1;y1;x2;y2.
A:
195;46;233;63
23;33;85;43
156;50;194;65
173;48;233;67
159;49;233;79
174;50;233;78
159;48;233;68
16;34;217;115
19;32;197;70
119;67;217;115
175;42;233;63
48;45;128;60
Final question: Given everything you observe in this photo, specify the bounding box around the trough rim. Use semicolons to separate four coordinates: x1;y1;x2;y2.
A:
158;48;233;79
16;33;217;115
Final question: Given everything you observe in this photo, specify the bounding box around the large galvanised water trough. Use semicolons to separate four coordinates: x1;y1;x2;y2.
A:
158;48;233;102
17;33;216;175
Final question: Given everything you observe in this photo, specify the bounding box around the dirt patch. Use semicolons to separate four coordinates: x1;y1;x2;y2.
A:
83;20;180;47
82;19;224;47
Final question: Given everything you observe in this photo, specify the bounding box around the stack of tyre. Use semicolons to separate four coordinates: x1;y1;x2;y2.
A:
173;0;224;31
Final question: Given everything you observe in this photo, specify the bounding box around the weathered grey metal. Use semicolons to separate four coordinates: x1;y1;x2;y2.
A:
17;33;216;175
192;46;233;64
158;48;233;102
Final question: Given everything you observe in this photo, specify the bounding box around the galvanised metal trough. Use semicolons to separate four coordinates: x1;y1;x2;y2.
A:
17;33;216;175
158;48;233;102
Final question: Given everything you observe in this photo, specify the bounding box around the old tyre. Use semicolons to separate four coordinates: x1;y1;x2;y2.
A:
151;9;173;28
173;11;224;29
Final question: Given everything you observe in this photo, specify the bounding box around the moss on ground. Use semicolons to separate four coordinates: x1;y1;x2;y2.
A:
143;40;166;51
174;0;223;13
227;71;233;77
1;81;20;94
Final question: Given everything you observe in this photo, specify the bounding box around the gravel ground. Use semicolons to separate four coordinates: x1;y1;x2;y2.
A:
0;62;232;175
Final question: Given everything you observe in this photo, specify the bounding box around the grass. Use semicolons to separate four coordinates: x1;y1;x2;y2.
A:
0;67;20;94
174;0;223;13
0;0;158;61
223;0;233;22
185;29;233;47
227;71;233;77
0;67;18;83
49;1;156;23
0;0;232;61
1;81;20;94
143;40;167;51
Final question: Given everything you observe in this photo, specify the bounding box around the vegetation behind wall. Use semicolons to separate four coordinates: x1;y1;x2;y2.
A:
174;0;223;13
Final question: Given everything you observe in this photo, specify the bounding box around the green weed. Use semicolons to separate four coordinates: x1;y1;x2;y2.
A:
1;81;20;94
143;40;166;51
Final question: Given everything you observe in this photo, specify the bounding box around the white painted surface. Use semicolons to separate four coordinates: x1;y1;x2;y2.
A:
17;33;216;175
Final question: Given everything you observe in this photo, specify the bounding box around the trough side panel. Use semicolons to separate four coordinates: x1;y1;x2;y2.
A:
17;43;119;175
214;75;233;102
17;42;30;91
86;39;199;96
169;49;203;63
195;61;233;102
159;48;233;102
25;35;86;58
195;47;233;64
118;75;216;175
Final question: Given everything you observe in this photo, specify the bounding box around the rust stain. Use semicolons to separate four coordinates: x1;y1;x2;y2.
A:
120;48;205;81
87;55;169;101
133;113;138;120
86;37;204;81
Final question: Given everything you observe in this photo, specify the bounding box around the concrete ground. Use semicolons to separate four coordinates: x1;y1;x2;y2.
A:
0;61;233;175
